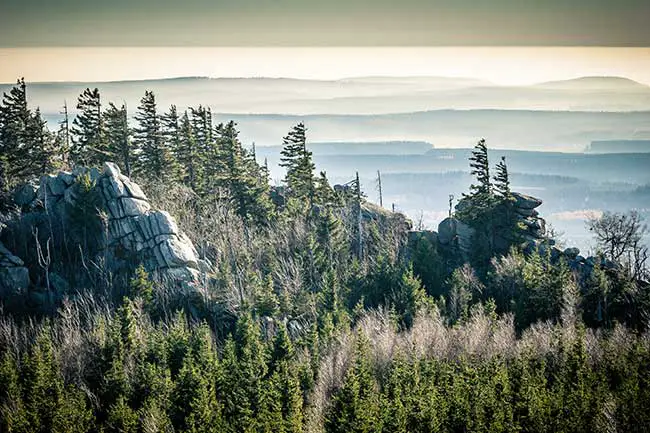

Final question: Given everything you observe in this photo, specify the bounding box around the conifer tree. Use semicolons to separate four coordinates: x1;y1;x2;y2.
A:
217;121;272;224
326;334;383;433
104;102;133;176
71;88;107;167
190;105;212;157
25;108;57;174
161;105;181;157
0;352;30;431
494;156;512;199
280;122;316;202
133;91;177;182
176;110;202;190
57;101;71;168
315;171;338;206
173;355;222;432
0;78;54;188
468;138;492;199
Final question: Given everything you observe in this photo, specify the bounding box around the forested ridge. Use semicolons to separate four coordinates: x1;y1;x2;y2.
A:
1;78;650;433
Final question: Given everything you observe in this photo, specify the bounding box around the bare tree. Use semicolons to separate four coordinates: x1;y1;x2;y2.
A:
588;210;649;279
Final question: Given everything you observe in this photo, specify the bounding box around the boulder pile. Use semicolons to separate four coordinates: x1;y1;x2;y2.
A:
0;162;205;299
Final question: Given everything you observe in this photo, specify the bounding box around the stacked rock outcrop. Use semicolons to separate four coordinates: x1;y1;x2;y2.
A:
0;162;204;297
511;192;546;242
435;191;546;258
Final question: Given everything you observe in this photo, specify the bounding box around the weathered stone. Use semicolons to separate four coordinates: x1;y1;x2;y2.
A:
2;161;206;297
197;258;212;273
564;247;580;259
13;183;38;207
512;192;543;210
57;171;75;186
64;185;79;205
120;197;151;217
107;175;128;198
47;175;67;196
103;162;122;179
150;211;178;235
0;266;30;294
438;217;457;244
456;220;475;253
160;236;198;268
0;242;24;266
122;177;147;200
515;207;538;217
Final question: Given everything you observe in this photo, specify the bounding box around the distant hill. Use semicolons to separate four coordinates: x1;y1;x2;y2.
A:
587;140;650;153
3;75;650;117
535;76;649;91
215;109;650;152
308;141;433;155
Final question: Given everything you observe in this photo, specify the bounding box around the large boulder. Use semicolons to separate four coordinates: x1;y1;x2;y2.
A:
0;241;30;295
437;217;474;256
13;182;38;207
512;192;543;210
438;217;457;244
3;162;203;294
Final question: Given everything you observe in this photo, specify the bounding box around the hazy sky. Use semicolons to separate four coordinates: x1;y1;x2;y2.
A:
2;47;650;85
2;0;650;46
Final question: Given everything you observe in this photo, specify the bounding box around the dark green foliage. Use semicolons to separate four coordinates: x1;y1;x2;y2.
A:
133;91;178;182
0;78;55;188
493;156;511;199
326;334;383;433
280;122;316;203
66;172;104;256
468;138;492;199
175;110;203;189
71;88;107;167
410;231;445;298
216;121;274;225
129;264;154;305
104;102;133;177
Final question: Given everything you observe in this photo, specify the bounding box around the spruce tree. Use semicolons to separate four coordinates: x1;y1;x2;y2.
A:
133;91;177;182
280;122;316;202
57;101;71;168
494;156;511;199
325;334;383;433
468;138;492;199
104;102;133;176
176;110;202;190
315;171;338;206
0;78;54;188
217;121;272;224
71;88;107;167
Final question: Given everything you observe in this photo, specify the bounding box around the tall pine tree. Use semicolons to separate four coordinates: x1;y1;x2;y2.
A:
71;88;107;167
494;156;511;199
133;91;177;182
0;78;54;188
104;102;133;177
280;122;316;203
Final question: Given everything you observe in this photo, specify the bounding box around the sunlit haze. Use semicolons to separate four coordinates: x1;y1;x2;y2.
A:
2;47;650;85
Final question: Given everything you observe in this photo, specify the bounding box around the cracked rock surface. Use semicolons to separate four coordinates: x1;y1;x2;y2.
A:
1;162;204;296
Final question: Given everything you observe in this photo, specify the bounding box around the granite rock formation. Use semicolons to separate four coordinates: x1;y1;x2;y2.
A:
0;162;205;299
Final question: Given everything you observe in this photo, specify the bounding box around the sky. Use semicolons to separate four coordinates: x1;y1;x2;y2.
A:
1;0;649;84
2;0;650;46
